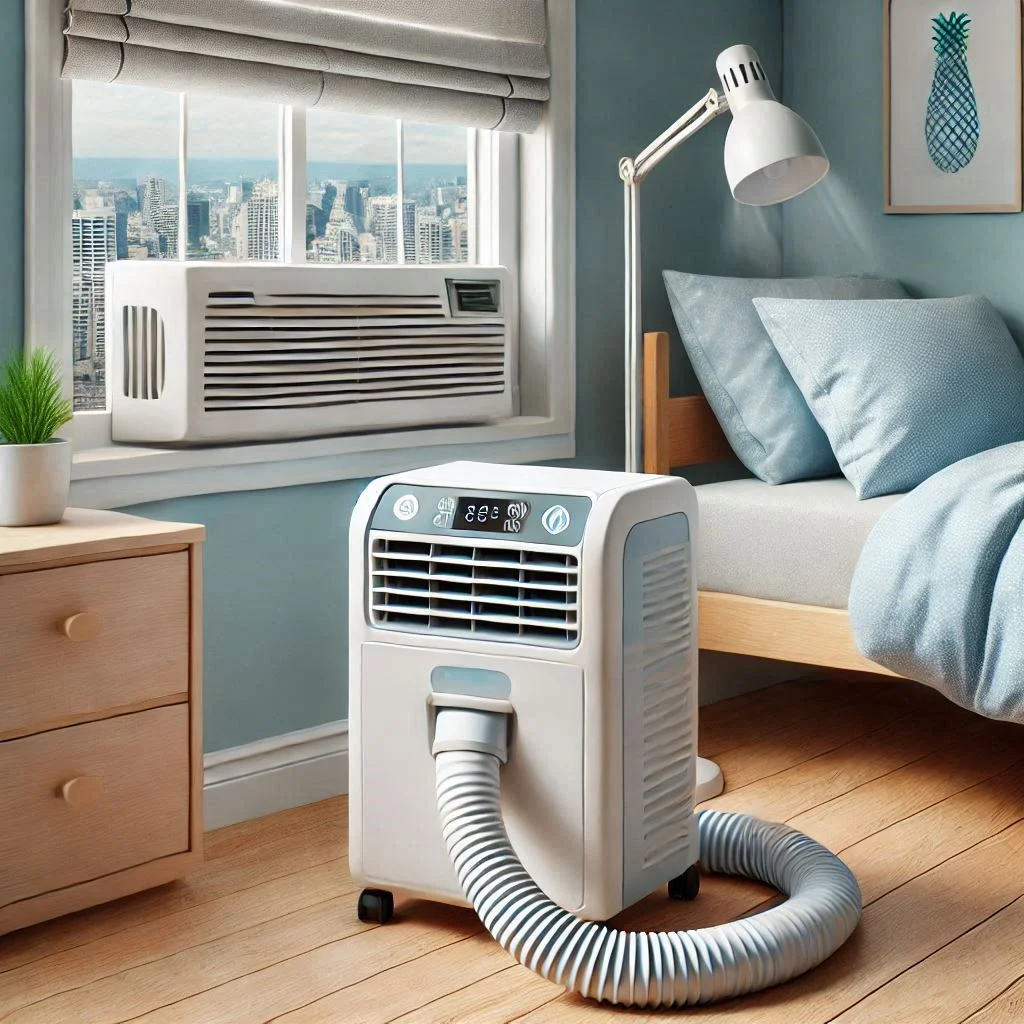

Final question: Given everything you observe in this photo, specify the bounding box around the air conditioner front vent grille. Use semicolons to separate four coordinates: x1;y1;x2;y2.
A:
370;537;579;647
203;290;506;412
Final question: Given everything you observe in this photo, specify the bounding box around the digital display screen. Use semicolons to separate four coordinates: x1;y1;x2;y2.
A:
453;497;531;534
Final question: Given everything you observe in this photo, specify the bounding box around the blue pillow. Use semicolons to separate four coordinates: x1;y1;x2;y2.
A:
752;294;1024;498
662;272;908;484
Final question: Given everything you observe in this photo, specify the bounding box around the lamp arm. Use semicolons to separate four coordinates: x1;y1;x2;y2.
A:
619;89;728;186
620;87;728;475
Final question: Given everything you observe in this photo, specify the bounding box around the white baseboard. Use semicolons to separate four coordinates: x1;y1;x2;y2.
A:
203;720;349;831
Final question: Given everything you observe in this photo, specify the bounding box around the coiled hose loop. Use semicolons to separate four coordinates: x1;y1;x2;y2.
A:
435;748;862;1007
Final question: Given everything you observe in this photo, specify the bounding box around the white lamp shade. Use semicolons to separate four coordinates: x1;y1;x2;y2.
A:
714;44;828;206
724;102;829;205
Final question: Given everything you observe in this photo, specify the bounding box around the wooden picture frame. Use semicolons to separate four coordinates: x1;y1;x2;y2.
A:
883;0;1023;213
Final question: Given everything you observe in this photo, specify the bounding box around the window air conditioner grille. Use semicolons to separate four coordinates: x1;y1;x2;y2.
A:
638;544;694;867
122;305;166;400
370;537;579;646
203;290;506;412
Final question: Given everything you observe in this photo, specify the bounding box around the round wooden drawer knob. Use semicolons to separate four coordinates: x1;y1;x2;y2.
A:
62;612;102;642
61;776;103;809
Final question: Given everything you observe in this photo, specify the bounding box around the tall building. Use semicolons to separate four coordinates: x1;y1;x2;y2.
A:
367;196;416;263
187;195;211;251
142;177;165;225
415;209;451;264
344;182;367;232
236;180;279;260
450;217;469;262
153;204;179;257
71;208;117;405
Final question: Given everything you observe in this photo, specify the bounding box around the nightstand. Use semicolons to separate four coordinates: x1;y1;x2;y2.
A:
0;508;204;935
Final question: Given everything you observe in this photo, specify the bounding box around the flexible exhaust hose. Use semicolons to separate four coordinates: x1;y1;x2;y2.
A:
434;745;862;1007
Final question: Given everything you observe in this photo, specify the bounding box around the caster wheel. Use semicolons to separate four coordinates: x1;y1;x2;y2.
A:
357;888;394;924
668;865;701;901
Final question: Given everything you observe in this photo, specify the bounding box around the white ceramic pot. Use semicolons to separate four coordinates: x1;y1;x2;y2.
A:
0;439;72;527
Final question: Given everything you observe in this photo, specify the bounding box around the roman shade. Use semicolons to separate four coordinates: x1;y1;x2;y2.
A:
61;0;550;132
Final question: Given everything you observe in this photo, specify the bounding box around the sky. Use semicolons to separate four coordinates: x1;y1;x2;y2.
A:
72;81;469;165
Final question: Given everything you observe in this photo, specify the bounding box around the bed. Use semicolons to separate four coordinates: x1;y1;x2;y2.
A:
641;330;903;678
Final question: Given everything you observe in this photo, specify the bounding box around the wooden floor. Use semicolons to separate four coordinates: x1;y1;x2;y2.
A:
3;674;1024;1023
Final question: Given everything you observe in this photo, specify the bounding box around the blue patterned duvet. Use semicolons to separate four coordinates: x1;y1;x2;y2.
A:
849;442;1024;723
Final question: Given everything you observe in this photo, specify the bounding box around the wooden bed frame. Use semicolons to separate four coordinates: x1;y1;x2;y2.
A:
642;331;897;678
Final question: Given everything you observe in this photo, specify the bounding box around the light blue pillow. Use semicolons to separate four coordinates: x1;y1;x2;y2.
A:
662;272;908;484
752;294;1024;499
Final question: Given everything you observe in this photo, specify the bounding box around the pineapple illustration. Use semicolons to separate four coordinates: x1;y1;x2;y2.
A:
925;11;980;173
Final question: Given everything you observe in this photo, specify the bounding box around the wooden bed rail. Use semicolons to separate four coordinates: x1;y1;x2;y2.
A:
642;332;734;474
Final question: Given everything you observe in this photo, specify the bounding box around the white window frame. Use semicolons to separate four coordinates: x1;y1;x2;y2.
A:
24;0;575;508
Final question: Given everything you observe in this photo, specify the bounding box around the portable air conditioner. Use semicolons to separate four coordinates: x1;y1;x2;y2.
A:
347;461;863;1008
348;460;701;922
106;263;516;445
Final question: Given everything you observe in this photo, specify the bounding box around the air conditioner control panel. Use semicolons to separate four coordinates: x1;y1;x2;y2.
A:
371;485;592;547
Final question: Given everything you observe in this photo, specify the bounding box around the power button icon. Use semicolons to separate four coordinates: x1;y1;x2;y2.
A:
541;504;571;536
393;494;419;521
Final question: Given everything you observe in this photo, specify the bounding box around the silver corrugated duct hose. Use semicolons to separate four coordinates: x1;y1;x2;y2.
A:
432;708;862;1008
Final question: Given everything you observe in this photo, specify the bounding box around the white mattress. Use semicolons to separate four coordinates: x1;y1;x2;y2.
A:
694;478;904;609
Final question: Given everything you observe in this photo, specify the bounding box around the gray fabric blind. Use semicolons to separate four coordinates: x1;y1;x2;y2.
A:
61;0;550;132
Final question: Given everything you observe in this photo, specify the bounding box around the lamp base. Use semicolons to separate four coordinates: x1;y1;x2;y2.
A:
696;755;725;803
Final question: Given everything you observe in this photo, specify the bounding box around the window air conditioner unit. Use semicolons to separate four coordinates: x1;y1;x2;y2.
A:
106;263;517;445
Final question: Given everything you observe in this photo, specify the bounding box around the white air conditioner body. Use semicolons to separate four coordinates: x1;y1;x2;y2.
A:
106;263;517;445
348;461;700;922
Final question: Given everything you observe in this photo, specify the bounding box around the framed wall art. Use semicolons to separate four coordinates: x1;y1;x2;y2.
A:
884;0;1022;212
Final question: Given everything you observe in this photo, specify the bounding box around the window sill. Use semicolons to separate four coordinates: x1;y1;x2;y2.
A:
69;416;575;509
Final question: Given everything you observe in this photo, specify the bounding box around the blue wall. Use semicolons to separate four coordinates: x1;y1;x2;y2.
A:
781;0;1024;340
5;3;786;751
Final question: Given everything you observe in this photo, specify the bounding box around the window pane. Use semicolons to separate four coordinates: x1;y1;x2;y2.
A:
306;111;399;264
187;95;281;261
72;80;180;412
404;123;470;264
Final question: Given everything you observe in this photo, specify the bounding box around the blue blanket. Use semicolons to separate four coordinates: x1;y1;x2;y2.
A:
849;442;1024;723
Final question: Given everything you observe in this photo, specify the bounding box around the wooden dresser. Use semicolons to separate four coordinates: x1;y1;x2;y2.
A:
0;508;204;935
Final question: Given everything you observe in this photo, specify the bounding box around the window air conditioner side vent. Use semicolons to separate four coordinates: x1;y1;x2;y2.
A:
121;304;166;400
370;536;579;647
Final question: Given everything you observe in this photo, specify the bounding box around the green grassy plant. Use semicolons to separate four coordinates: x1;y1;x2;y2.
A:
0;350;73;445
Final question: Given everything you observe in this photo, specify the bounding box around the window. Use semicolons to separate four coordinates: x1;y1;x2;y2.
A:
26;0;574;506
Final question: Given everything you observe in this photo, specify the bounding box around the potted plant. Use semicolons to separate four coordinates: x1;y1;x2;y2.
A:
0;350;74;527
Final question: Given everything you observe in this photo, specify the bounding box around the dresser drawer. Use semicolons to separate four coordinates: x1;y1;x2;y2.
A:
0;551;190;737
0;705;191;909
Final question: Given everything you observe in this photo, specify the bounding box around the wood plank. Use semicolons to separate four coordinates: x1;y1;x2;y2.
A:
4;894;376;1024
272;932;520;1023
698;591;899;677
788;722;1024;852
389;965;560;1024
0;859;354;1017
0;797;346;974
125;904;481;1024
963;976;1024;1023
0;508;204;568
830;895;1024;1024
709;696;924;793
840;761;1024;905
703;708;962;821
